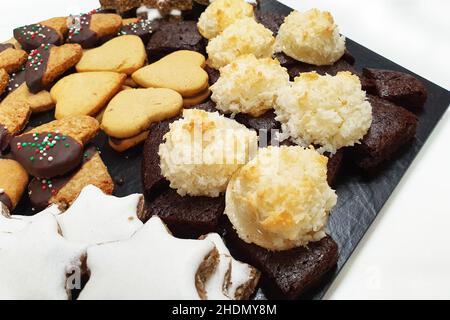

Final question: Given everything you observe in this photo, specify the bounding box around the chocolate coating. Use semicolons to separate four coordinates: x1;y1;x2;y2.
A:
28;146;96;209
0;43;14;53
0;125;12;154
13;24;62;51
119;19;156;44
7;68;26;93
11;131;83;178
25;44;52;93
67;14;98;49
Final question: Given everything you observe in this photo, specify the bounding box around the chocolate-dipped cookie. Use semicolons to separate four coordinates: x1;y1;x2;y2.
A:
10;116;100;178
25;43;83;93
0;159;28;211
0;96;31;154
28;147;114;210
0;69;8;96
13;17;68;51
67;11;122;49
118;18;156;44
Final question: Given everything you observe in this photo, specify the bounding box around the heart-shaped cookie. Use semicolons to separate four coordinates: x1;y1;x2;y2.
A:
51;71;126;119
132;50;209;97
101;88;183;139
76;35;146;75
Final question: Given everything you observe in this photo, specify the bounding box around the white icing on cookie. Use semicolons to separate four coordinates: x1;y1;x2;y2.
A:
1;204;61;234
0;214;85;299
56;185;143;247
78;216;216;300
204;233;258;299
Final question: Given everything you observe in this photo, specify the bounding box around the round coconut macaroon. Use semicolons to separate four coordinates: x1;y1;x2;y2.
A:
275;71;372;155
225;146;337;251
206;17;275;69
197;0;255;40
275;9;346;66
158;109;258;197
210;54;289;117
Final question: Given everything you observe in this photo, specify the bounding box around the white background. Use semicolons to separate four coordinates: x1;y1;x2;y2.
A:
1;0;449;299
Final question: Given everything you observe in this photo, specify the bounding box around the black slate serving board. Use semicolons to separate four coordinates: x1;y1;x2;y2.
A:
10;0;450;300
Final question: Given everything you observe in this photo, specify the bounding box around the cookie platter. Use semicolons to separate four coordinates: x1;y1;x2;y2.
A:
0;0;449;300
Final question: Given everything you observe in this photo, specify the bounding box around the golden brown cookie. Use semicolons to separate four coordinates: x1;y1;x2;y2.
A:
0;69;8;95
132;50;208;97
4;84;54;113
28;148;114;210
0;44;28;74
101;88;183;139
0;98;31;152
10;116;100;178
51;72;126;120
0;159;28;210
183;88;211;107
108;131;149;152
76;35;146;75
25;43;83;93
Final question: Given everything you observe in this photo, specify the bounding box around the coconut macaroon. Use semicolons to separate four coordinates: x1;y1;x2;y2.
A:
275;71;372;154
159;109;258;197
225;146;337;251
210;55;289;117
206;17;275;69
197;0;255;40
275;9;346;66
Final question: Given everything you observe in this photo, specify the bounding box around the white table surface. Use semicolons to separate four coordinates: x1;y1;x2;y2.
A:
1;0;449;300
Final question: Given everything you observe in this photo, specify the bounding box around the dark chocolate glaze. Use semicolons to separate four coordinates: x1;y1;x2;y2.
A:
28;146;96;210
13;23;62;51
66;14;98;49
6;68;26;93
0;125;12;154
11;131;83;178
0;192;13;211
118;19;156;44
0;43;14;53
25;44;53;93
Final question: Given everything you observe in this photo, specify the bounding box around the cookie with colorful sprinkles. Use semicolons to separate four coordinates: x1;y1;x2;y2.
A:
10;116;100;178
13;17;68;51
28;146;114;210
118;18;155;43
25;43;83;93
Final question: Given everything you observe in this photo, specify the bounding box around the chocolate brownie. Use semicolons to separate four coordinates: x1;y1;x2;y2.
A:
143;188;225;239
142;118;174;199
326;149;344;187
146;20;206;62
222;218;339;299
352;95;418;171
362;68;428;110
